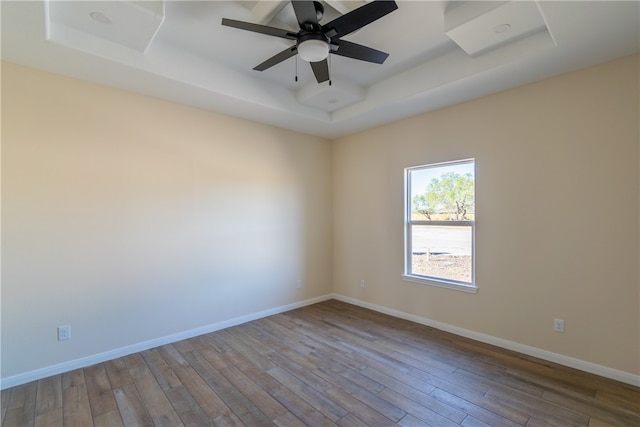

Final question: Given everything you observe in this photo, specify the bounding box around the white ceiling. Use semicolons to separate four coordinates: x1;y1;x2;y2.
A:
2;1;639;139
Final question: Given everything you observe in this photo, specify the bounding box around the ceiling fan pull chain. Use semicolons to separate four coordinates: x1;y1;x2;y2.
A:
295;54;298;82
329;54;332;86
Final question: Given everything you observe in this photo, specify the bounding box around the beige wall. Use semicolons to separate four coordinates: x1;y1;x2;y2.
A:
1;62;333;379
2;55;638;383
332;55;639;375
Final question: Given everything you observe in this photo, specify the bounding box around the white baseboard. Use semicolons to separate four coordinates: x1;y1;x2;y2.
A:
0;294;333;390
4;293;637;390
331;294;640;387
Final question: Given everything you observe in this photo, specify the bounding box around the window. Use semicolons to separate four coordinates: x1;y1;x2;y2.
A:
404;159;476;292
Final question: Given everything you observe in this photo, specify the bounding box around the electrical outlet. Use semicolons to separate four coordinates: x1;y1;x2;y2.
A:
553;318;564;333
58;325;71;341
296;279;302;289
360;279;366;288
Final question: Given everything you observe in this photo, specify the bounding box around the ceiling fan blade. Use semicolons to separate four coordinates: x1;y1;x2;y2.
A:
291;1;319;29
310;60;330;83
323;0;397;39
332;40;389;64
253;46;298;71
221;18;298;40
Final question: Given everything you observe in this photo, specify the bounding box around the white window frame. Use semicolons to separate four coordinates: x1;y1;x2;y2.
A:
402;159;477;293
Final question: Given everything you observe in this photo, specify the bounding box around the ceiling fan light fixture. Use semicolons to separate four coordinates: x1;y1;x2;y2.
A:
298;38;330;62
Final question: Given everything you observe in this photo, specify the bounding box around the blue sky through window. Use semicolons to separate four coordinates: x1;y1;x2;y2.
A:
410;160;475;201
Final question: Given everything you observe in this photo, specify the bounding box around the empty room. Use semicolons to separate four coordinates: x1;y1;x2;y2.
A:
1;1;639;426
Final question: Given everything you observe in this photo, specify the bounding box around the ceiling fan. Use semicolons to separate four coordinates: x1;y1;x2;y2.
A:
221;0;398;84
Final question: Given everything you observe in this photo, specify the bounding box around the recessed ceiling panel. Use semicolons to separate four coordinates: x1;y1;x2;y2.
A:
47;1;165;53
445;1;553;56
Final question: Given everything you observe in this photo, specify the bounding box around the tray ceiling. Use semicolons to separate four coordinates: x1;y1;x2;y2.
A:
2;1;638;138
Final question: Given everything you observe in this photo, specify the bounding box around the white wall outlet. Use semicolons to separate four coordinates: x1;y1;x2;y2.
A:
296;279;302;289
553;318;565;333
360;279;366;288
58;325;71;341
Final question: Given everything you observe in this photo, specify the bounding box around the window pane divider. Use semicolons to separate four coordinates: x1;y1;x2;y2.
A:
409;220;474;226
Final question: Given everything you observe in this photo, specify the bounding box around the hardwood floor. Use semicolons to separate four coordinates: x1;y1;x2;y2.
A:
2;299;639;426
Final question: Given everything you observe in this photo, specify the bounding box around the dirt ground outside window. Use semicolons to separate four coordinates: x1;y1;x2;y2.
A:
411;253;471;283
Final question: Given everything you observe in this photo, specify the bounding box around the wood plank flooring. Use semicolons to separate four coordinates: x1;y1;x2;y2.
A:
2;299;639;426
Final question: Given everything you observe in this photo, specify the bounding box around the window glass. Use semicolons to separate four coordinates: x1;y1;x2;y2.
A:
405;160;475;288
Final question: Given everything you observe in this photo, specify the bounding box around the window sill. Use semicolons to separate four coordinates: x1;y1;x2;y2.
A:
402;275;478;293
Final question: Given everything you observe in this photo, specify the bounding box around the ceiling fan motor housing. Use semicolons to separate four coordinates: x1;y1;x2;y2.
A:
298;31;330;45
